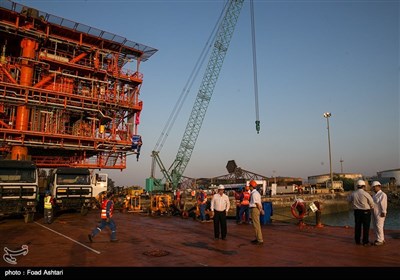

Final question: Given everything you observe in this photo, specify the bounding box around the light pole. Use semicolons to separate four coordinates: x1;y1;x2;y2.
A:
323;112;334;190
340;157;344;174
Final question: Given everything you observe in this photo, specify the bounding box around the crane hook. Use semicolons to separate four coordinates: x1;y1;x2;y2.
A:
255;120;260;134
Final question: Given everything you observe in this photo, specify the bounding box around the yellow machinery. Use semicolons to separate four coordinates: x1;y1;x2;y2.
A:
128;186;144;197
149;194;172;216
123;188;143;213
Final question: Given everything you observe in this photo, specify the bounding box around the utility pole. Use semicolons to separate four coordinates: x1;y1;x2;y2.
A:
340;157;344;173
323;112;334;190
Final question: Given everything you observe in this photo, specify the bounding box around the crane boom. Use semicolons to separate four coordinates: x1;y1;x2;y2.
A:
167;0;245;189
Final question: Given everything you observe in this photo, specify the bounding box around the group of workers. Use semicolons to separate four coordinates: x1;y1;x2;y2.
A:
348;179;387;246
194;180;264;245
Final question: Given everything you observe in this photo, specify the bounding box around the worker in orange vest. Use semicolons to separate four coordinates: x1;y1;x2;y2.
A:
239;185;251;224
88;192;118;242
234;187;242;224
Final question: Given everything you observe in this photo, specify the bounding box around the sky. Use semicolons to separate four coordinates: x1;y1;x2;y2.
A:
15;0;399;187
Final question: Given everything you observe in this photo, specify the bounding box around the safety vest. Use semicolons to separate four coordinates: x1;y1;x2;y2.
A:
241;191;250;206
100;199;113;219
44;196;52;209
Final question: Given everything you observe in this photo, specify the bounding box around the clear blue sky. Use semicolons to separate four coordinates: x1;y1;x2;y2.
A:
17;0;399;187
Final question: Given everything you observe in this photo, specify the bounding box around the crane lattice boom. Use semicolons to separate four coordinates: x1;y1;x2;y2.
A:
168;0;245;188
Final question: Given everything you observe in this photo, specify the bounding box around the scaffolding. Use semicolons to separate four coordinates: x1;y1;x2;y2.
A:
0;1;157;169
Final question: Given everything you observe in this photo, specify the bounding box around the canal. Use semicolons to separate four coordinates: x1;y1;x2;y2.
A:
317;206;400;230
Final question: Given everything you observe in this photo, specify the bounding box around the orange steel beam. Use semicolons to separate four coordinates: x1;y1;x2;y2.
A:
33;73;55;88
32;153;127;169
69;51;88;64
0;64;18;84
0;120;11;128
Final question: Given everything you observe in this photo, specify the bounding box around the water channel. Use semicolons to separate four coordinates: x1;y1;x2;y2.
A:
314;206;400;230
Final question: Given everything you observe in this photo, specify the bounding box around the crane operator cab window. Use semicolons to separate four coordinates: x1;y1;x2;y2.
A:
131;135;143;161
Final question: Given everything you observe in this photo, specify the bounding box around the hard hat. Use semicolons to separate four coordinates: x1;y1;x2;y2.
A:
238;186;243;191
371;181;381;187
217;185;225;190
249;180;257;187
356;179;366;187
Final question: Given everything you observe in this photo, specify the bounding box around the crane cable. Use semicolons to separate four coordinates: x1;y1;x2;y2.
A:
153;5;227;153
250;0;260;134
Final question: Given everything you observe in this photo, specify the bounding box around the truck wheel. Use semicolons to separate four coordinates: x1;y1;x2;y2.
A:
80;206;89;216
24;212;34;223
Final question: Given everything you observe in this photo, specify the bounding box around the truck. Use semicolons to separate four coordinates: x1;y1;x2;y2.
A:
48;168;108;215
0;160;38;223
92;173;108;208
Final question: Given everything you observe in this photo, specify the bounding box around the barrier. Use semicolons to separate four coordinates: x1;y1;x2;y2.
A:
261;202;273;225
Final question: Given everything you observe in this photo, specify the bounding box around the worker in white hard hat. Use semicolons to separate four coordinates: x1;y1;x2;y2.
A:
348;179;374;246
371;181;387;246
210;185;230;240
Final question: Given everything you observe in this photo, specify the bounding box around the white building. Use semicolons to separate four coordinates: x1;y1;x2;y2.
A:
376;168;400;186
308;173;362;185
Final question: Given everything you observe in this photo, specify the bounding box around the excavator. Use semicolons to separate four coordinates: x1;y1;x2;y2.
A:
146;0;260;216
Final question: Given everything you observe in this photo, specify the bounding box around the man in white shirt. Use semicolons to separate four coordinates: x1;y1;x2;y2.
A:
211;185;231;240
348;179;374;246
371;181;387;246
249;180;264;245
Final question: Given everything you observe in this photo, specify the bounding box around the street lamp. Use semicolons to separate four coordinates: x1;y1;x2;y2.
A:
323;112;334;191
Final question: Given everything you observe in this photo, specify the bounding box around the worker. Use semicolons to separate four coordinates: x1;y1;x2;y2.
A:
175;189;181;208
131;135;142;161
239;185;251;224
211;185;230;240
43;190;54;224
88;192;118;242
249;180;264;245
234;187;242;224
348;179;374;246
197;187;208;222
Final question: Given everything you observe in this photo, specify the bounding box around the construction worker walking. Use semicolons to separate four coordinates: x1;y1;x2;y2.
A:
88;192;118;242
43;190;54;224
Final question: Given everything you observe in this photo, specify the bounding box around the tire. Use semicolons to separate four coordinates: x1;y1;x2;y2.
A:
24;212;34;223
80;206;89;216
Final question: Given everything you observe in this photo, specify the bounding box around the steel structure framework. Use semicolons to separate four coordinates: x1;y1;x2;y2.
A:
0;0;157;169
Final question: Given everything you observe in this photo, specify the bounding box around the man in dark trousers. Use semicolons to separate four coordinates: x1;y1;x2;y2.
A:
88;192;118;242
43;190;54;224
348;179;374;246
210;185;231;240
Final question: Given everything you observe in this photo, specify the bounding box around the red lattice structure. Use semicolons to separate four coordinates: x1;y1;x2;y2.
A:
0;0;157;169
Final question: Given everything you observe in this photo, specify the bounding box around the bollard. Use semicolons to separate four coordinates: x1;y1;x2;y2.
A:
314;201;324;228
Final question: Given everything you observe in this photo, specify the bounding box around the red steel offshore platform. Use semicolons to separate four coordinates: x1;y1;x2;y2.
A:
0;0;157;169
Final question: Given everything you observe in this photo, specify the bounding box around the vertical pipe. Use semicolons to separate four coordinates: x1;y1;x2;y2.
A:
11;38;38;160
20;38;37;86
